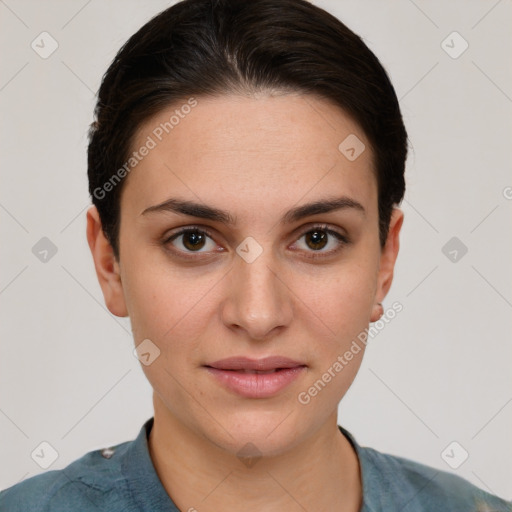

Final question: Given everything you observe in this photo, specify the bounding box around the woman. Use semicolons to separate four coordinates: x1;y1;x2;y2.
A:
1;0;510;510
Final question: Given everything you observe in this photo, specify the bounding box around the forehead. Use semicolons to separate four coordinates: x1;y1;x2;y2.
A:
122;93;376;217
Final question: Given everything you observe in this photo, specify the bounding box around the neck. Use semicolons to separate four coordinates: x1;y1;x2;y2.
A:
148;395;362;512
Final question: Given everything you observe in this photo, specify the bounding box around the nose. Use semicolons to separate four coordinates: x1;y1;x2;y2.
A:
220;250;293;341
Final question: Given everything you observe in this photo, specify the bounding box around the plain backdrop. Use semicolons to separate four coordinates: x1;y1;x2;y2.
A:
1;0;511;499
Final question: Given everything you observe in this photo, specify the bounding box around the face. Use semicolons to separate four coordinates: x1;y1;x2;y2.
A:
88;93;402;457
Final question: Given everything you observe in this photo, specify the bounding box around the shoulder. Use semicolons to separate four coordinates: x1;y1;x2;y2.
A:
0;441;132;512
359;445;512;511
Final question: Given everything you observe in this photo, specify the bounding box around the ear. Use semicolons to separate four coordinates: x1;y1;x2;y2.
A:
86;206;128;317
370;207;404;322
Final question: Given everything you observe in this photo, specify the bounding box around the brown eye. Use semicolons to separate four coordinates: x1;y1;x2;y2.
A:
182;230;206;251
304;229;328;251
165;227;217;253
292;224;349;259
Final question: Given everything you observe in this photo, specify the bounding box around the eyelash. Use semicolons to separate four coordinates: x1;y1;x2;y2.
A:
162;224;350;261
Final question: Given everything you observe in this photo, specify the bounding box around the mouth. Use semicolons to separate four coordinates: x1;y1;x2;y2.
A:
213;368;290;374
204;356;307;398
205;356;306;372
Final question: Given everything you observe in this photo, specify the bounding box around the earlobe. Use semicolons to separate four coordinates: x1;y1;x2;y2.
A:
373;208;404;313
370;302;384;323
86;206;128;317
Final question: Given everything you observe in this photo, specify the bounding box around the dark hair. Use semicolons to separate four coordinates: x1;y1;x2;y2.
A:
88;0;407;259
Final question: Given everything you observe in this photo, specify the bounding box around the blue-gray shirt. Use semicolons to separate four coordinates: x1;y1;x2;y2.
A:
1;418;510;511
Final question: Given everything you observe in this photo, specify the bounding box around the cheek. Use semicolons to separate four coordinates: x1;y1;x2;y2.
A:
126;272;205;340
122;260;219;408
294;261;377;341
291;270;374;410
121;248;225;359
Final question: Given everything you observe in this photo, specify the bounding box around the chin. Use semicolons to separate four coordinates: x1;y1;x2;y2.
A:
201;406;307;458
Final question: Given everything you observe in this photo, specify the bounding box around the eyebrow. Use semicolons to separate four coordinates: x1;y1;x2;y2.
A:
141;195;366;224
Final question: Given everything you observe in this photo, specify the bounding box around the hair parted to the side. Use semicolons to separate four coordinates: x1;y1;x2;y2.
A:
88;0;408;259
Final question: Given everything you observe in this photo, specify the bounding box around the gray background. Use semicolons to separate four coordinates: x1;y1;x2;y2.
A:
1;0;511;499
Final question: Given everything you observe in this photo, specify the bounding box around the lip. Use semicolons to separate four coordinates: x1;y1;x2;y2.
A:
204;356;307;398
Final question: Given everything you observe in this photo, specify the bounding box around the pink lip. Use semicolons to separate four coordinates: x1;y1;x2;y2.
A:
204;356;307;398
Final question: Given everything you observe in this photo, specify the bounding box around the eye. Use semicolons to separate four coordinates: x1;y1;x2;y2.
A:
164;226;219;255
291;224;349;258
162;224;349;260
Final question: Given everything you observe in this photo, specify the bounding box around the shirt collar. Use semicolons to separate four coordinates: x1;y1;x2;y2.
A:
338;424;382;512
121;417;180;512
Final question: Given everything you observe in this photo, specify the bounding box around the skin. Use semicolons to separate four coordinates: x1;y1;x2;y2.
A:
87;92;403;512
